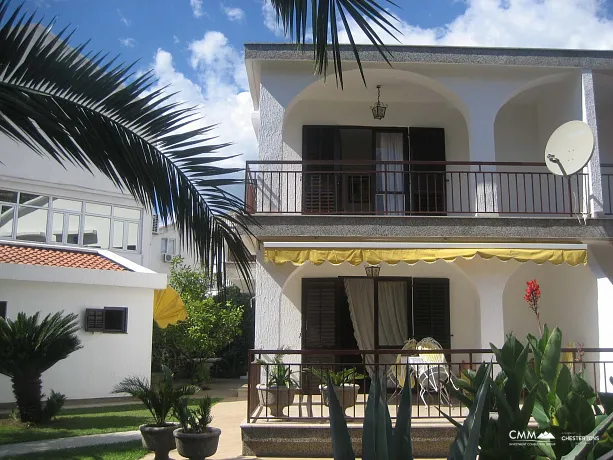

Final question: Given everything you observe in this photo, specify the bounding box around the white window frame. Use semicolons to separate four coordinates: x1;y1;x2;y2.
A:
0;189;143;253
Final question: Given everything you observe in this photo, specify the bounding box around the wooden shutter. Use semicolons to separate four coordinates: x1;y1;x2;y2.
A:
302;126;340;213
411;278;451;349
85;308;104;332
0;301;6;319
409;128;446;215
302;278;338;392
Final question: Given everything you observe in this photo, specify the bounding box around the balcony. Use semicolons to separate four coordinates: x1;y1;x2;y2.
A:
245;161;590;217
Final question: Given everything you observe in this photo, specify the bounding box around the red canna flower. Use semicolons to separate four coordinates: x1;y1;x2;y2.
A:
524;279;542;336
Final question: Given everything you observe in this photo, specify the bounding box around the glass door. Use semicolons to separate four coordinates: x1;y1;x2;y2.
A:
375;131;406;215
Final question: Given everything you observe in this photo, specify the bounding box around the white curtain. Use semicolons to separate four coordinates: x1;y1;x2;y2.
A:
378;281;409;347
376;132;405;214
343;278;409;377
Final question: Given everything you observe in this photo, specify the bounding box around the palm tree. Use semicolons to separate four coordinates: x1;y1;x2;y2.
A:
0;0;252;288
0;311;82;423
0;0;398;291
269;0;400;86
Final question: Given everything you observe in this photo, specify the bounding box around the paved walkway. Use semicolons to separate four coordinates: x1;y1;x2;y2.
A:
0;431;141;458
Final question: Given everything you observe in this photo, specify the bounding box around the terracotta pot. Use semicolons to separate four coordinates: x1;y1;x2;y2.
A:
320;384;360;410
173;427;221;460
139;423;178;460
256;384;297;417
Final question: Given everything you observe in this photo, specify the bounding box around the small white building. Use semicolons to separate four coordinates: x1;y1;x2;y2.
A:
0;241;166;402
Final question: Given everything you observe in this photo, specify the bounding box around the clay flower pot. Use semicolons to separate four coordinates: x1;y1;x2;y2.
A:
139;423;179;460
320;384;360;410
173;427;221;460
256;384;297;417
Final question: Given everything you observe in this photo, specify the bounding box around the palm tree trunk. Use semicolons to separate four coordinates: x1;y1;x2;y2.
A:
12;375;43;423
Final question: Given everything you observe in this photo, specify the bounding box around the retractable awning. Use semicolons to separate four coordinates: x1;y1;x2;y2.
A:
263;242;587;267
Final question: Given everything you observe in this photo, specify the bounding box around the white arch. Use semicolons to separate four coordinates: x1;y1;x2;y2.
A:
282;67;471;130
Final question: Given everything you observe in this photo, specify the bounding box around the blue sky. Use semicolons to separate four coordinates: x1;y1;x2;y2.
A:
16;0;613;174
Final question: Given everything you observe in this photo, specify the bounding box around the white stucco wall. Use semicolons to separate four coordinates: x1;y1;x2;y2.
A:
0;279;156;402
149;225;198;275
502;261;598;348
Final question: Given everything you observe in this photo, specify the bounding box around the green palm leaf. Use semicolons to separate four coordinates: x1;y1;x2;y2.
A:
0;1;253;290
270;0;401;87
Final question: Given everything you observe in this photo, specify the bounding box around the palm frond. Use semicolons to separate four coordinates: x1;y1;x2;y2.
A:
0;0;253;290
270;0;401;87
0;311;82;378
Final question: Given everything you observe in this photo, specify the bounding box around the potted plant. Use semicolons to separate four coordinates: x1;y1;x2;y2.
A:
173;396;221;460
256;354;298;417
113;366;198;460
305;367;364;410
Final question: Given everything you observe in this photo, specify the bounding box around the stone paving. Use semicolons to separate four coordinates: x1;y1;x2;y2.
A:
0;431;141;458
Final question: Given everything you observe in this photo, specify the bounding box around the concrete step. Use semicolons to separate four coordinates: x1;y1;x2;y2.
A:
241;422;456;458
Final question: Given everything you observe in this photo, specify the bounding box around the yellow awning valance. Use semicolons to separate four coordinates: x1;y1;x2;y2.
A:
264;247;587;267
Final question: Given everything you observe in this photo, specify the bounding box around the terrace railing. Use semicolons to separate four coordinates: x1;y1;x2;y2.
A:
246;347;613;423
245;161;590;217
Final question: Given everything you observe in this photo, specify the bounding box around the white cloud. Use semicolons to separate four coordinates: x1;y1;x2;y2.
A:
190;0;204;18
117;9;130;27
262;1;285;37
223;6;245;22
337;0;613;49
146;32;256;184
119;38;137;48
173;35;180;44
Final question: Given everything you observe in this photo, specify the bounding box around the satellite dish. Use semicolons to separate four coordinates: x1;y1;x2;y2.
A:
544;121;594;176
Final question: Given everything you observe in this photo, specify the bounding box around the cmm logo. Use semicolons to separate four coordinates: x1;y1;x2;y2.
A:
509;430;554;444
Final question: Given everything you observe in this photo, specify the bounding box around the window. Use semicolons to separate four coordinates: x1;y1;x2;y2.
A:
0;301;6;319
85;307;128;333
161;237;177;255
0;189;142;252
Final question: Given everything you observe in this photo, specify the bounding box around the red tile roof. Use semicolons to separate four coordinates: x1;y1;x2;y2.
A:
0;244;128;271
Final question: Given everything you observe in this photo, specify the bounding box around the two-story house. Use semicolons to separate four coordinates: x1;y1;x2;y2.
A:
241;44;613;457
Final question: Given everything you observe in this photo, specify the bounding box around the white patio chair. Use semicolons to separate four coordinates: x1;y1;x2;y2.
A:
415;338;459;407
387;339;417;401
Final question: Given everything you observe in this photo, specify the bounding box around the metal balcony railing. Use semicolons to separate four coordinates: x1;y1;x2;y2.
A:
247;347;613;423
245;161;590;217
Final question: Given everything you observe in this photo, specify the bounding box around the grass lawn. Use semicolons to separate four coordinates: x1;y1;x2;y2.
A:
2;441;147;459
0;399;222;445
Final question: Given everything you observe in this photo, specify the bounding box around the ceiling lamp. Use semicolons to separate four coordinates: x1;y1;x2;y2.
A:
371;85;387;120
365;264;381;278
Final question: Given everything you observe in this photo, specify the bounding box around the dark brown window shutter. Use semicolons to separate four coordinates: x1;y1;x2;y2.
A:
0;301;6;319
412;278;451;349
302;126;340;214
409;127;446;214
302;278;337;349
85;308;104;332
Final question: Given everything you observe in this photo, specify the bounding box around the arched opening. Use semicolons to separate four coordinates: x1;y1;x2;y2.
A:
493;72;585;214
502;261;598;348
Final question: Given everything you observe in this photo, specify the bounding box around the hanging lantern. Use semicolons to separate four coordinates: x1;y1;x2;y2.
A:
365;264;381;278
371;85;387;120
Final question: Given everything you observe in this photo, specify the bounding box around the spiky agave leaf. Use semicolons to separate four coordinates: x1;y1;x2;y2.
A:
269;0;401;87
0;0;253;290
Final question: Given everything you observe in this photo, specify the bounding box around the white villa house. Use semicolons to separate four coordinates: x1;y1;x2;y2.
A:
241;44;613;456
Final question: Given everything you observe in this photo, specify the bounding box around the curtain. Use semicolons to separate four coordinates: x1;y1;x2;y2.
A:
376;132;405;214
378;281;409;347
343;278;408;377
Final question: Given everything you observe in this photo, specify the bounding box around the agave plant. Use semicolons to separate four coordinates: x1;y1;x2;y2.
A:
0;311;82;423
0;0;252;289
328;365;491;460
112;365;198;426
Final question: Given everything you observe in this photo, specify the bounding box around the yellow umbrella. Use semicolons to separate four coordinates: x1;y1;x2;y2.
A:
153;286;187;328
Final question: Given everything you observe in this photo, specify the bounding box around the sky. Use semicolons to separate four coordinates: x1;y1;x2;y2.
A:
17;0;613;178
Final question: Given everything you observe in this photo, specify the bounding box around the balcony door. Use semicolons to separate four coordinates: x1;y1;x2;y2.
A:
302;126;445;215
